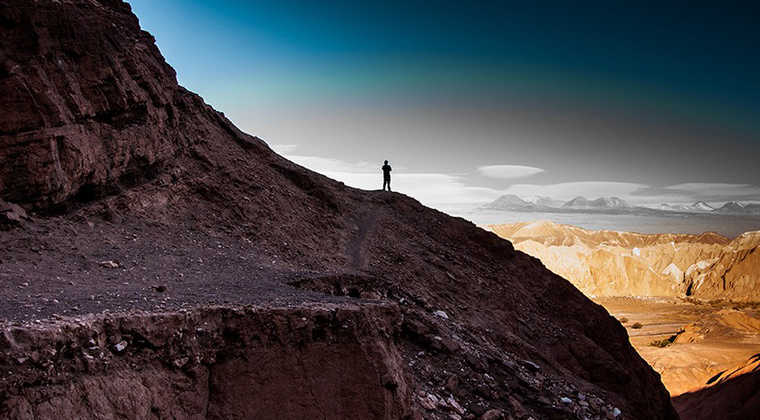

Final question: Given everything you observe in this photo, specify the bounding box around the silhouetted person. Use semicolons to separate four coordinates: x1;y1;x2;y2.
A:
382;160;392;191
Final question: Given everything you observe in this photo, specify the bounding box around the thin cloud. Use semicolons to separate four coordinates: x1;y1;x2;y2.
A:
634;183;760;204
664;183;759;194
277;152;503;209
319;171;504;207
270;144;298;154
270;148;760;210
478;165;544;179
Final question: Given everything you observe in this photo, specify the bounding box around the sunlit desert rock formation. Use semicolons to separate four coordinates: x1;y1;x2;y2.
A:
489;221;760;300
600;297;760;420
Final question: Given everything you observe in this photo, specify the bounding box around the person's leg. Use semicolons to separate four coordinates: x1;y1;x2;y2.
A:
382;179;387;191
387;179;391;191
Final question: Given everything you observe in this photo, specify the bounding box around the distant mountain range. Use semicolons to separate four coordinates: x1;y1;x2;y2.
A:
482;195;760;216
563;196;630;210
481;195;642;214
657;201;714;212
485;194;539;211
714;201;760;215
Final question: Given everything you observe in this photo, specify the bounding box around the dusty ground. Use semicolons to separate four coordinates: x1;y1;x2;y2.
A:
0;213;356;324
596;297;760;397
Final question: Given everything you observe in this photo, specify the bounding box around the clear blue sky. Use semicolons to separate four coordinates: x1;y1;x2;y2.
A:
128;1;760;208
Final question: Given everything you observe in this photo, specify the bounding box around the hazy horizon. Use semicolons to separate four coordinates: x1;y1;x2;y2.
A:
128;1;760;213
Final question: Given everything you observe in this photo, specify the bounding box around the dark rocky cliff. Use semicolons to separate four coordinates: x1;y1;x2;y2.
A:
0;1;678;419
0;0;260;209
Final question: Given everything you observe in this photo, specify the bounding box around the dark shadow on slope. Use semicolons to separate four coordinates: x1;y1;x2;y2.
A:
672;368;760;420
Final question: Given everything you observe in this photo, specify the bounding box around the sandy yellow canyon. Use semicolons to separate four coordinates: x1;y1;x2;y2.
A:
489;221;760;419
489;221;760;301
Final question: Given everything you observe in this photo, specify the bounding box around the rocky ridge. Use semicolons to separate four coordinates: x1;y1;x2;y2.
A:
0;1;677;419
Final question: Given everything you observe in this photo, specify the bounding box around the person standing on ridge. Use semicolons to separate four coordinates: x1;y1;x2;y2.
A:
382;160;392;191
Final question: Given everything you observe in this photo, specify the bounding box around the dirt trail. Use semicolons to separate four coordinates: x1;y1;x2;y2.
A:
346;203;380;270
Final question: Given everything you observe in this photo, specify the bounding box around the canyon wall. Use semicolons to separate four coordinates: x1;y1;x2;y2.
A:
489;221;760;301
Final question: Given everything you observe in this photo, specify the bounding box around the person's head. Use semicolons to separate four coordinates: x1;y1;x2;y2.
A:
384;160;388;164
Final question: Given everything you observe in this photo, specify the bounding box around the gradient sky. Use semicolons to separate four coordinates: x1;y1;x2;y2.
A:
128;1;760;210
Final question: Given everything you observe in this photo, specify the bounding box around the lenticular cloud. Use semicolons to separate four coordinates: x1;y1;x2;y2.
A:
477;165;544;179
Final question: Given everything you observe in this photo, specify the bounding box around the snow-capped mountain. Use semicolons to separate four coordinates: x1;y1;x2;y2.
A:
718;201;746;212
562;196;631;209
530;196;564;208
481;194;537;210
658;201;715;212
693;201;715;211
715;202;760;215
482;194;760;217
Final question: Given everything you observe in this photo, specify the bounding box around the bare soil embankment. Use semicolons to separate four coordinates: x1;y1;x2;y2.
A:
1;304;410;419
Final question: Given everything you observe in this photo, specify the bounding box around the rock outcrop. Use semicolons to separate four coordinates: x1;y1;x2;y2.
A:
489;221;760;301
687;231;760;301
0;0;259;210
0;199;27;229
0;1;677;419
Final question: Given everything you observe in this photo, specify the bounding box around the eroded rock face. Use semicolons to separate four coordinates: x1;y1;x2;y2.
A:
0;0;264;209
0;1;678;419
0;304;410;420
686;232;760;301
490;221;760;301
